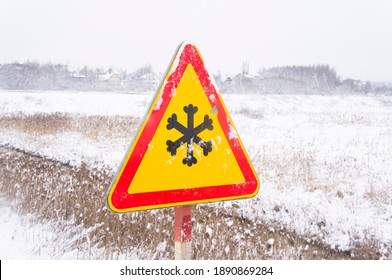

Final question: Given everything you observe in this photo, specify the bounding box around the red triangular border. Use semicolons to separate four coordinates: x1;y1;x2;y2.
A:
108;43;259;212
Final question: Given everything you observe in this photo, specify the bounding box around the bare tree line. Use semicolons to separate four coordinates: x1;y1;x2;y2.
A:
0;61;390;94
0;61;156;91
260;65;340;89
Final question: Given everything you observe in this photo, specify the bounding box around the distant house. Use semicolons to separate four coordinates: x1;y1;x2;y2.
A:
99;68;116;81
99;68;123;88
341;78;363;92
69;72;86;80
230;72;263;94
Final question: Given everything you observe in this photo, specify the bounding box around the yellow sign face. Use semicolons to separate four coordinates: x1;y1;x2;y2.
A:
130;64;245;194
107;42;259;212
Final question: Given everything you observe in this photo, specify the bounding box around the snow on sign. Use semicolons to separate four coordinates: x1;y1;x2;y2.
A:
107;42;259;213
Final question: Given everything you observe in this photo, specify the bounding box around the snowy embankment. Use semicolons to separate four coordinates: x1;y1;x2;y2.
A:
0;196;153;260
0;197;54;259
1;90;391;258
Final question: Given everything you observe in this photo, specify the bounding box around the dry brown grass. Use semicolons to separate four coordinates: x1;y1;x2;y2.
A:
0;146;173;259
0;113;72;135
1;145;355;260
0;113;141;141
0;113;386;259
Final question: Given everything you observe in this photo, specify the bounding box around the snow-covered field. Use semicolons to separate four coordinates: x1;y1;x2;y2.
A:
1;90;391;259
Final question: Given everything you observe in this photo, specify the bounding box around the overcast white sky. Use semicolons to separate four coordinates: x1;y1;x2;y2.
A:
0;0;391;81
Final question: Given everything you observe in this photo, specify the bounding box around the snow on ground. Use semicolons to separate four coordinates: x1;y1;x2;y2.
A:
0;91;151;117
0;196;153;260
1;90;392;257
0;197;54;259
223;94;392;255
0;91;152;169
0;129;125;170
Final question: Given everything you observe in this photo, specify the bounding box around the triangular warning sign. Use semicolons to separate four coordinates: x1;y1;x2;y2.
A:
107;42;259;212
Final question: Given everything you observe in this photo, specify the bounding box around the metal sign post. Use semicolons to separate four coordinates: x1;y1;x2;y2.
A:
174;205;192;260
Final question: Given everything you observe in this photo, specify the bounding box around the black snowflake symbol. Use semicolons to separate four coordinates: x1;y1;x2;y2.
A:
166;104;213;166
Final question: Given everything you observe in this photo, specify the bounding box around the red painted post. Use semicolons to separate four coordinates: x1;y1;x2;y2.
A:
174;205;192;260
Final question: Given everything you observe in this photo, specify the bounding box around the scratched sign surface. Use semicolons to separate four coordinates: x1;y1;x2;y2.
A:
107;42;259;213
